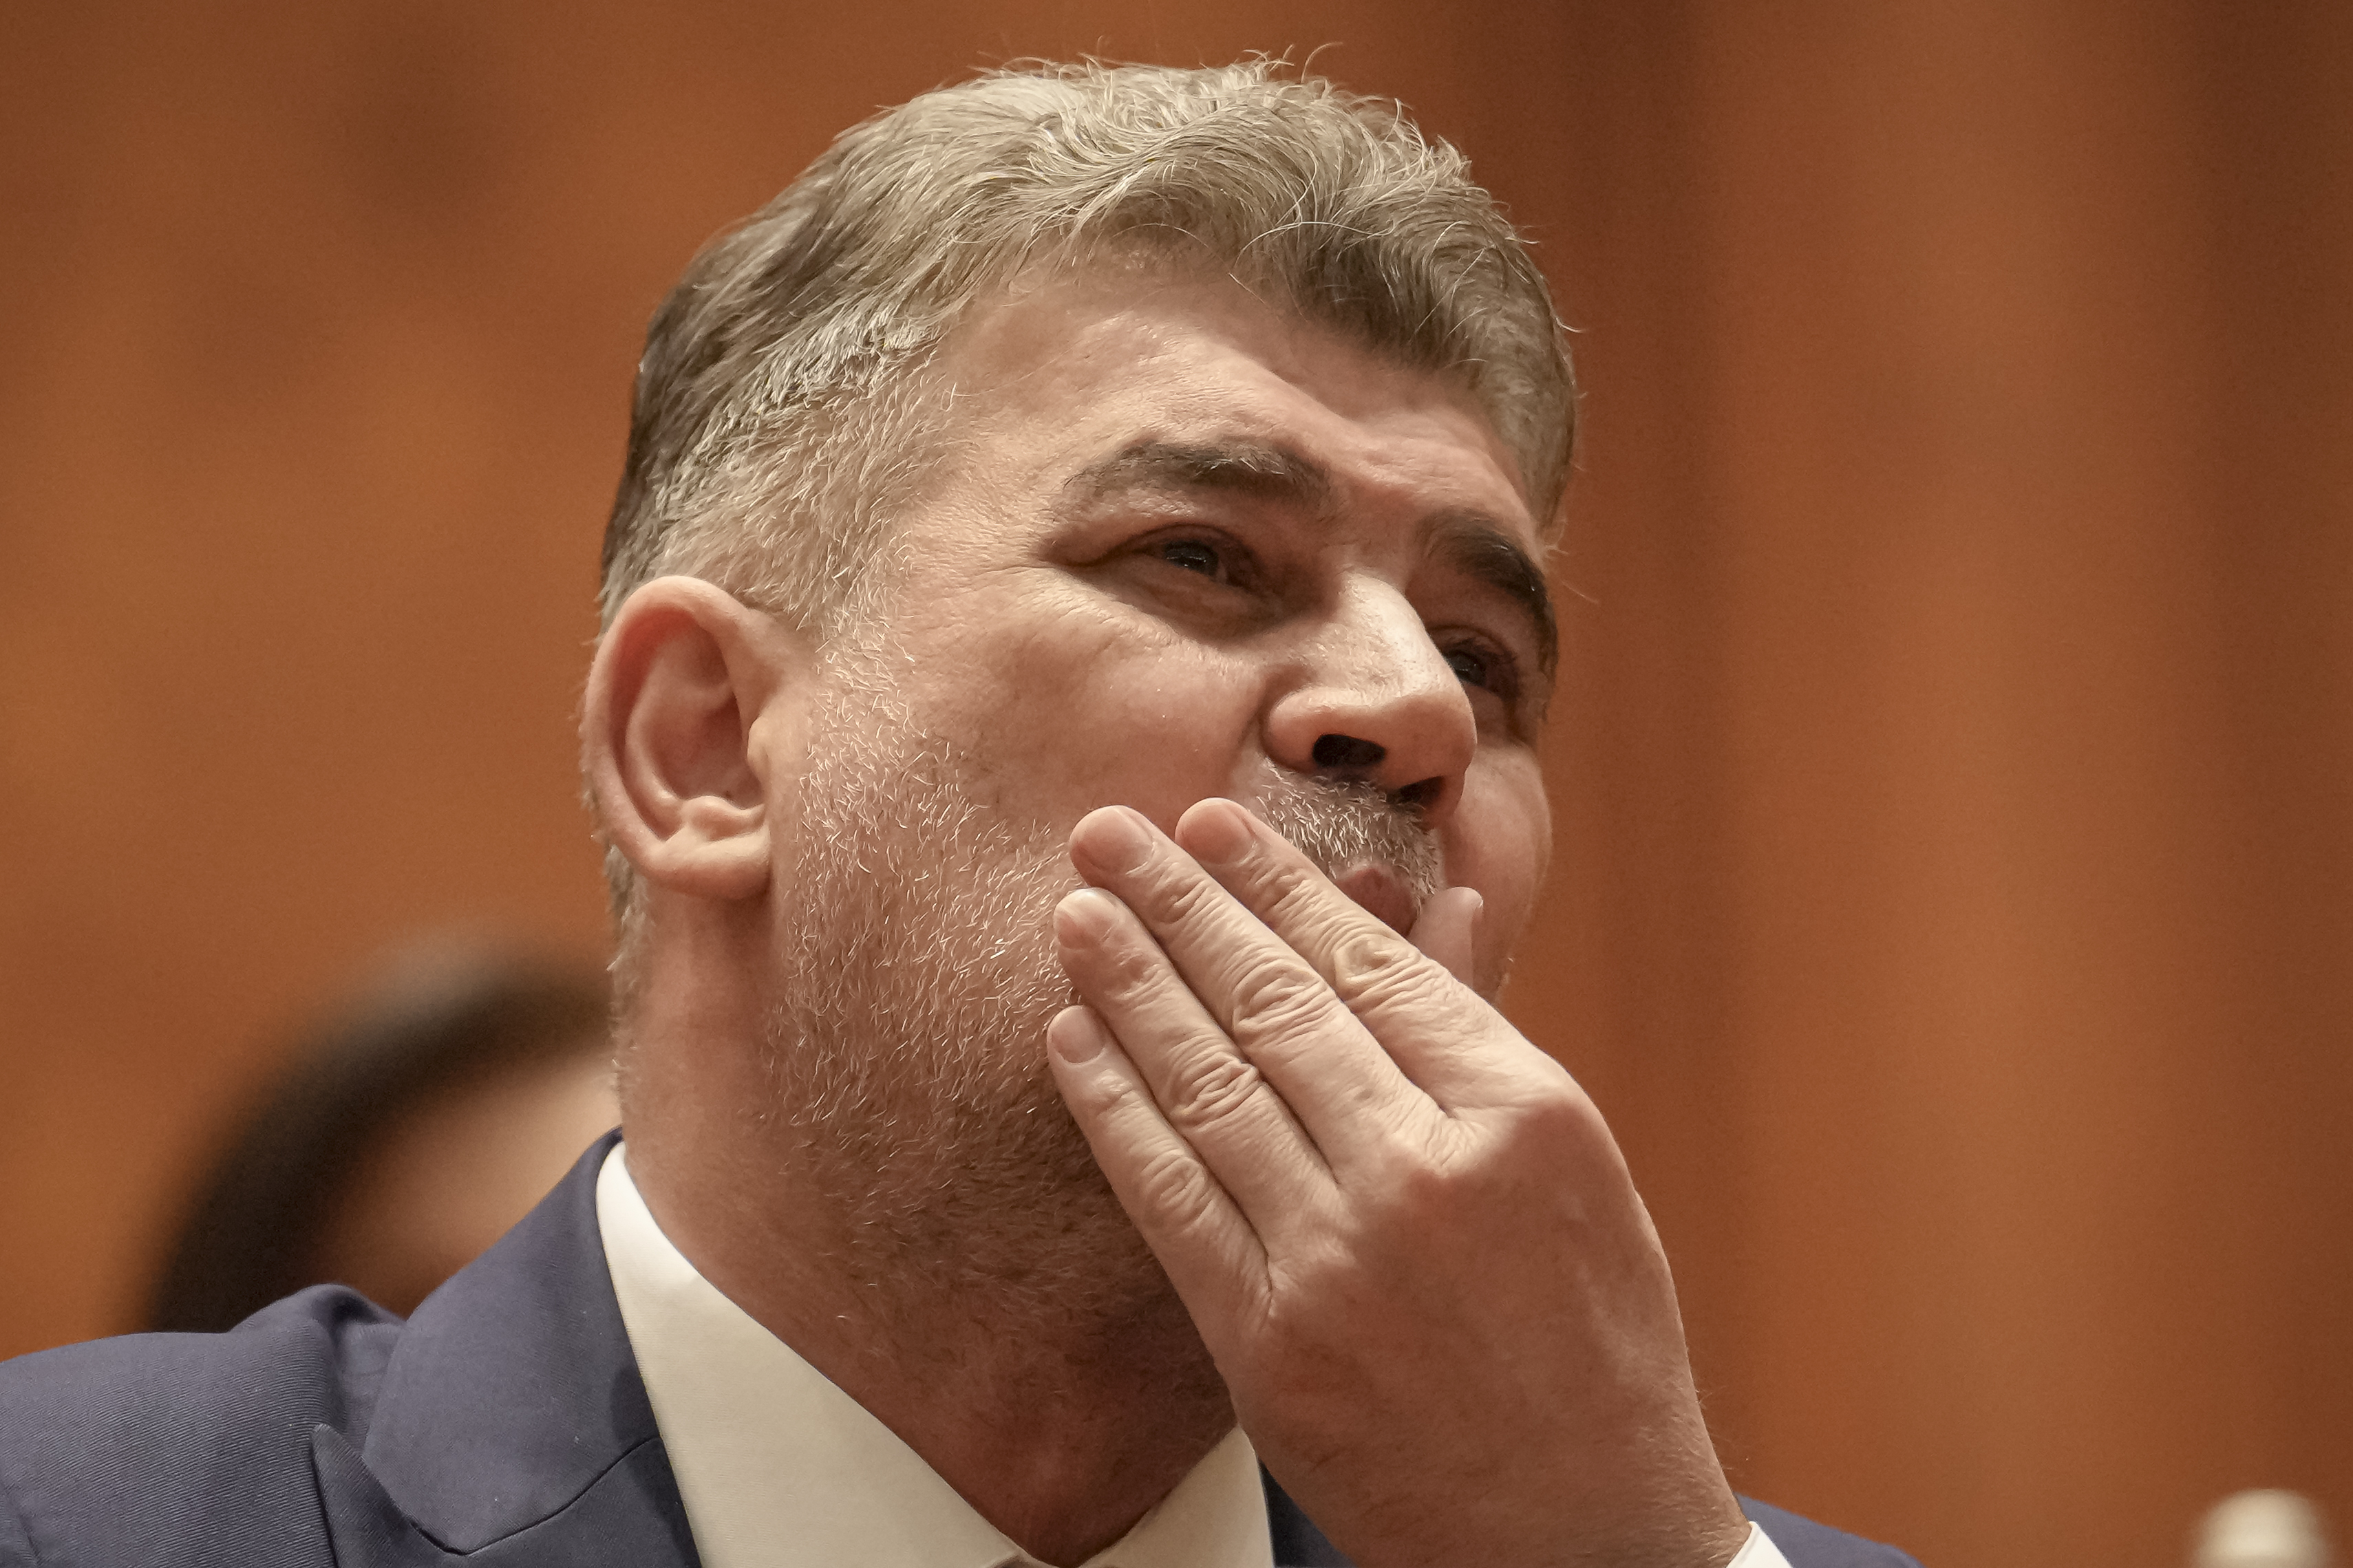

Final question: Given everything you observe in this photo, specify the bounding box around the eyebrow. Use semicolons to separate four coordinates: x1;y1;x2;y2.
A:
1064;439;1334;510
1065;438;1556;676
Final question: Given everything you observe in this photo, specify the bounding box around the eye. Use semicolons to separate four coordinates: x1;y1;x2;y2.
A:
1154;537;1226;579
1442;640;1518;698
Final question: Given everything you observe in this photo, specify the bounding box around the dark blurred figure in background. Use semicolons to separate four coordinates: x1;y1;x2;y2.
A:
145;941;617;1330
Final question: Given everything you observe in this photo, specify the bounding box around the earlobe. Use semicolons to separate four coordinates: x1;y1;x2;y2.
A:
582;577;805;904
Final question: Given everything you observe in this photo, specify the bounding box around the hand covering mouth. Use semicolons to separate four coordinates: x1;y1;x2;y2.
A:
1334;862;1419;935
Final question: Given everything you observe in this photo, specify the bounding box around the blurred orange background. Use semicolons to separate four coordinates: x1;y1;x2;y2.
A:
2;3;2347;1565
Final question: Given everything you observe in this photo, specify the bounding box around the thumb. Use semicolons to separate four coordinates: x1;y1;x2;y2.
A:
1407;885;1482;987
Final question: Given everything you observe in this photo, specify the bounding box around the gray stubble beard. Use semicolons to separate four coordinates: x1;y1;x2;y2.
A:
761;652;1442;1342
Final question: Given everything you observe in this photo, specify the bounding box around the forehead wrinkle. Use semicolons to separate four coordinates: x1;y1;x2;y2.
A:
1425;510;1558;678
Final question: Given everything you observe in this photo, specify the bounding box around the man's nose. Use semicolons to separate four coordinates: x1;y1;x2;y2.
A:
1263;580;1478;826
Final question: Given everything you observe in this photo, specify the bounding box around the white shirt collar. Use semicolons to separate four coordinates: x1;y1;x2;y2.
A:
597;1143;1274;1568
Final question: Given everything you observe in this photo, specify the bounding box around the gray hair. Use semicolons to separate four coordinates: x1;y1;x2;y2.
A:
591;58;1576;960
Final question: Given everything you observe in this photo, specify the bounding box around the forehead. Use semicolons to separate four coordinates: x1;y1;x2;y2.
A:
927;268;1541;548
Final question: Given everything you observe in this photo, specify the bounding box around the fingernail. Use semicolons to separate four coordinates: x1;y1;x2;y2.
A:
1181;798;1255;866
1055;886;1122;943
1048;1005;1107;1063
1077;806;1156;872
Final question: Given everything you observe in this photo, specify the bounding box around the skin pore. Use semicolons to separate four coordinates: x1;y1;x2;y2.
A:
588;268;1746;1567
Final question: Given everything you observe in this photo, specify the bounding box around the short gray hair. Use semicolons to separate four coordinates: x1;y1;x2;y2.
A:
591;58;1576;960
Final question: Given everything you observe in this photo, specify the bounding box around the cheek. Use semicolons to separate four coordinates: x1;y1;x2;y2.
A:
916;599;1270;828
1445;755;1552;969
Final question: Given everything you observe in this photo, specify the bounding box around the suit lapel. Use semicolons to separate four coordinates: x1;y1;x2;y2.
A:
312;1132;696;1567
312;1424;696;1568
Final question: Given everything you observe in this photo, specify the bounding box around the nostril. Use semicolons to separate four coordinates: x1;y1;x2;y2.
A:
1312;734;1385;771
1394;777;1443;814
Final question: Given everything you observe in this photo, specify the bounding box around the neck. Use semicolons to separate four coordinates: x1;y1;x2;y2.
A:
619;972;1235;1566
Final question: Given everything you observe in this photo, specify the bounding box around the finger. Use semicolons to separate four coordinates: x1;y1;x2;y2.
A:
1054;885;1332;1231
1045;1003;1266;1318
1174;798;1543;1110
1067;807;1420;1166
1409;886;1483;987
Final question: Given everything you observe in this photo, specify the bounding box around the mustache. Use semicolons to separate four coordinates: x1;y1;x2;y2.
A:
1244;771;1444;912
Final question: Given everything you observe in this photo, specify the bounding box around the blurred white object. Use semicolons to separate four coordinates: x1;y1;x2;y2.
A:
2195;1490;2332;1568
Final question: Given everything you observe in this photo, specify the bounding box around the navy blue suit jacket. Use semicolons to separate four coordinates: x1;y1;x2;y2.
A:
0;1136;1917;1567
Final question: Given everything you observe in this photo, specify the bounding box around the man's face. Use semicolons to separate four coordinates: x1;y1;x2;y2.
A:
800;266;1555;976
751;267;1555;1280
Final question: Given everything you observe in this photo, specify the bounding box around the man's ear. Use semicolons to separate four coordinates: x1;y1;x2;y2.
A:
582;576;809;903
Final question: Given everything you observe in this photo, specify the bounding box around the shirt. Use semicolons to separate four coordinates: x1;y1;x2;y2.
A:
597;1144;1787;1568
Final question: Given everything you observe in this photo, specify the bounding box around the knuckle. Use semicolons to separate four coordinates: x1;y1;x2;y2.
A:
1252;858;1324;916
1065;1062;1131;1115
1090;934;1167;1005
1506;1084;1602;1150
1072;1062;1158;1127
1132;1145;1222;1230
1145;865;1230;931
1378;1150;1460;1221
1329;930;1452;1015
1224;954;1333;1040
1214;848;1328;932
1356;1126;1487;1223
1162;1049;1268;1136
